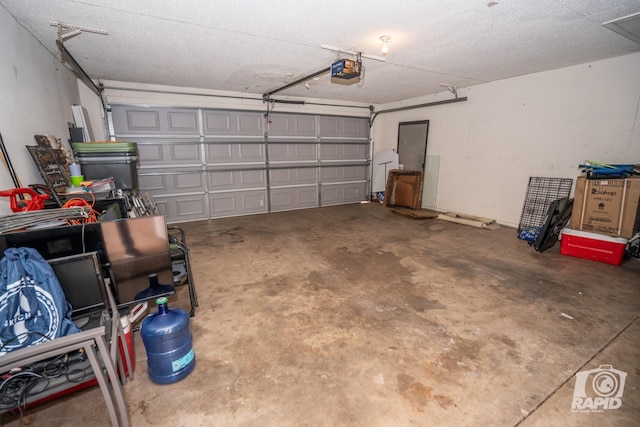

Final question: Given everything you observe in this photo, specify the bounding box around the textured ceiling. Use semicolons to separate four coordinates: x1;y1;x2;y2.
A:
2;0;639;105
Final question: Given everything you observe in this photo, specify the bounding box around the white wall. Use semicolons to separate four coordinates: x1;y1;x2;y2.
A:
78;83;107;142
0;7;80;215
372;52;640;227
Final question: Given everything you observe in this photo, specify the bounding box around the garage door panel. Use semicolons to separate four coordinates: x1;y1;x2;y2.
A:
319;116;341;137
203;111;263;135
167;111;199;133
268;143;316;162
139;172;204;194
154;194;209;222
208;144;233;162
126;109;160;133
269;168;317;186
320;167;339;181
238;144;264;162
138;174;166;192
174;172;205;191
138;143;164;162
344;118;368;138
319;116;369;138
112;106;200;135
320;165;367;182
297;168;318;183
176;197;207;216
238;113;264;134
208;170;266;190
206;143;264;164
320;186;340;204
271;190;293;208
342;165;368;180
137;141;201;166
152;197;168;216
209;190;267;217
204;112;231;134
268;114;316;136
320;144;368;160
321;182;367;206
270;187;318;211
298;187;319;204
170;143;202;162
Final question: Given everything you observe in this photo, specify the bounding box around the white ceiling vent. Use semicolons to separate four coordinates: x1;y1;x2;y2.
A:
603;12;640;45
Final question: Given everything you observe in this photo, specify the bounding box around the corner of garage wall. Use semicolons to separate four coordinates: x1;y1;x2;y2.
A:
78;81;107;142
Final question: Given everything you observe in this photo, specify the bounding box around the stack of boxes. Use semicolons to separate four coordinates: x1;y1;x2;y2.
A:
561;174;640;265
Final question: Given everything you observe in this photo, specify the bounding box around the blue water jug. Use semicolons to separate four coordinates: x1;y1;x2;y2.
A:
140;297;195;384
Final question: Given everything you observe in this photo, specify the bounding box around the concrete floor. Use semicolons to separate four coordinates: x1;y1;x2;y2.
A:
3;202;639;426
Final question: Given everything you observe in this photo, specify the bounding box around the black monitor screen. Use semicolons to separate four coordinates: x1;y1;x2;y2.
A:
46;237;74;256
47;252;106;319
0;223;105;262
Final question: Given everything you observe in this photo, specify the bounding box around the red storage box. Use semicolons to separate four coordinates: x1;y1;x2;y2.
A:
560;228;627;266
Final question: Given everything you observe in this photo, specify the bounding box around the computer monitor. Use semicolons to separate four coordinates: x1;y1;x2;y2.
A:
47;251;107;320
0;222;105;263
100;215;174;306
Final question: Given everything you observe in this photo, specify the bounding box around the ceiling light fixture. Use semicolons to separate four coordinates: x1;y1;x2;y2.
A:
379;35;391;56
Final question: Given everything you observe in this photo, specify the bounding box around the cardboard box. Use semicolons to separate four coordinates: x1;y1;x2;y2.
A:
570;176;640;238
385;170;423;210
560;228;627;266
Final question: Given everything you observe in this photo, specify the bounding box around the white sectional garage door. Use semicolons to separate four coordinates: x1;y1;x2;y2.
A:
111;106;370;222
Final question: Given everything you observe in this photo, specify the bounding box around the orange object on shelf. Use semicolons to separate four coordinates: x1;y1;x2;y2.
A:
62;192;100;224
0;188;49;212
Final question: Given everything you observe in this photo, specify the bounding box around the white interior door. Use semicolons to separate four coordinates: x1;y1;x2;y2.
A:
397;121;428;171
397;121;431;209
